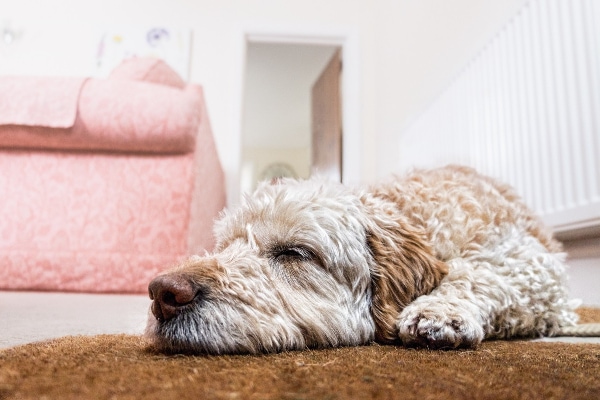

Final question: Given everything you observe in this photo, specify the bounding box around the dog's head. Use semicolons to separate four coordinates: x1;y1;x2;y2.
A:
145;178;447;354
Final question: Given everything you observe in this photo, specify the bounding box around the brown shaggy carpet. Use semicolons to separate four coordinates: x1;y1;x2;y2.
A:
1;309;600;400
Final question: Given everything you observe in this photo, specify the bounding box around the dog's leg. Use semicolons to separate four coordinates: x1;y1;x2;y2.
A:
396;257;523;349
396;244;578;349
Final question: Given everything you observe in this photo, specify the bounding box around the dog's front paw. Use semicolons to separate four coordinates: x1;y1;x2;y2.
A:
397;303;484;349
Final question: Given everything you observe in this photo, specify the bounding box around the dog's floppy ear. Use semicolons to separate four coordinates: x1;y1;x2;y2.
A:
361;194;448;343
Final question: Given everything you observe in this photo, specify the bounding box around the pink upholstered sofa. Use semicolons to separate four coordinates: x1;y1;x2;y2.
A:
0;58;226;293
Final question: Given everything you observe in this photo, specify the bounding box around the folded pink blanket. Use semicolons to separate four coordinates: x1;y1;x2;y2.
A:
0;76;85;128
0;78;198;154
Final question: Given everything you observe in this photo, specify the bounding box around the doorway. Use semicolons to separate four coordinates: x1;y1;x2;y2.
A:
240;42;341;192
232;28;361;204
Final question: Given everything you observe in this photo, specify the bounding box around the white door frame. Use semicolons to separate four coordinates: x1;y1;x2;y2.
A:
230;24;361;205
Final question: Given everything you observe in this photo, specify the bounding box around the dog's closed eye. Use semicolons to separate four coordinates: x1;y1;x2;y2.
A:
269;246;319;287
272;247;311;262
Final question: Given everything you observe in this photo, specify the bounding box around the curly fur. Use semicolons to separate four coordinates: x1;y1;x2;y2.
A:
145;165;579;354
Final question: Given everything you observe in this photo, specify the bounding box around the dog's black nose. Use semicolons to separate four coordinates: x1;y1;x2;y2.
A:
148;274;199;322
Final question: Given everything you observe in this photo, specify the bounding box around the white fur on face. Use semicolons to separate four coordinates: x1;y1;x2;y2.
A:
146;179;376;354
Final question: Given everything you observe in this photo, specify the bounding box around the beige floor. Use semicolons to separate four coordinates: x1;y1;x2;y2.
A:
1;290;599;349
0;291;150;349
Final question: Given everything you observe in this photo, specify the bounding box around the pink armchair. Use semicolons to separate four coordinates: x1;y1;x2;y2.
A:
0;58;225;293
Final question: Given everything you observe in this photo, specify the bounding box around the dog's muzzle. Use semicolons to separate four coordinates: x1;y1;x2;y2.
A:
148;274;201;322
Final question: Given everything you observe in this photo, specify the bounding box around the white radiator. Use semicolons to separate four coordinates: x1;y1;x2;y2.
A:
399;0;600;233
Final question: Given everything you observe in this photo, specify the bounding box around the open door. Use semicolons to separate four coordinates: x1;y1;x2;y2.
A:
311;49;342;182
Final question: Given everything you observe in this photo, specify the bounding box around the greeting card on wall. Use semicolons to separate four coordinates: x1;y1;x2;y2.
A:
96;27;192;80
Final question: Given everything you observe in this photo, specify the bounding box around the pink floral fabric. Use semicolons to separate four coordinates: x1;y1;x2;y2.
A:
0;151;195;293
186;89;227;254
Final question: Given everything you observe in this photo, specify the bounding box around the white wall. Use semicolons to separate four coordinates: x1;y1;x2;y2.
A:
1;0;527;198
561;236;600;306
242;147;311;192
361;0;529;180
567;258;600;306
